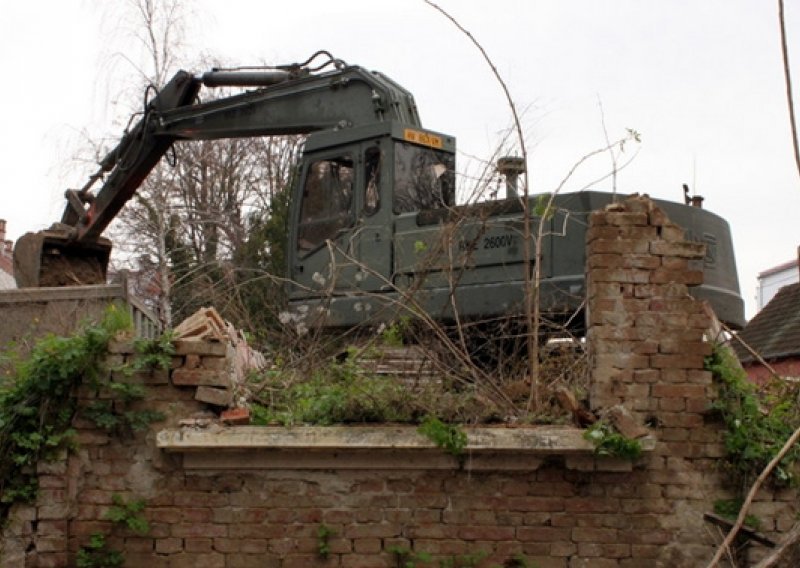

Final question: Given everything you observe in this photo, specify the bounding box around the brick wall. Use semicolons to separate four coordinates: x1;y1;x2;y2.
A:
2;196;797;567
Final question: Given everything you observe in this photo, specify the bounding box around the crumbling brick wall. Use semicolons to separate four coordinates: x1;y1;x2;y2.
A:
2;195;797;567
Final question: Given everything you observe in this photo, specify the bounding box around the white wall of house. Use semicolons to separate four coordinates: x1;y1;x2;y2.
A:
757;259;799;311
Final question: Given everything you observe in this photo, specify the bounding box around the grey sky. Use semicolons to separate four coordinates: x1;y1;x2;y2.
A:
1;0;798;319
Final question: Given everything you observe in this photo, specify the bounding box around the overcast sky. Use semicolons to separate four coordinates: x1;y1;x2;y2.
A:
1;0;798;319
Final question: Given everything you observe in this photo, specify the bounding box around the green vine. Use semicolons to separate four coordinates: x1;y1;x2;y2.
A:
132;331;176;372
583;421;642;460
0;305;169;522
418;416;468;458
77;493;150;567
316;524;334;559
706;344;800;487
0;306;130;519
388;545;433;568
76;533;123;568
82;333;171;435
713;498;761;530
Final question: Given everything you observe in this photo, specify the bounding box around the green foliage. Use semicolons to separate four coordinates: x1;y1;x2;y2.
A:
381;318;411;347
0;306;130;519
105;493;149;535
418;416;468;458
316;524;334;559
132;331;175;371
505;555;539;568
250;359;419;426
438;550;489;567
713;498;761;530
77;494;150;566
231;184;293;341
76;533;124;568
414;240;429;254
388;545;433;568
583;421;642;460
533;193;554;219
83;369;165;435
706;344;800;486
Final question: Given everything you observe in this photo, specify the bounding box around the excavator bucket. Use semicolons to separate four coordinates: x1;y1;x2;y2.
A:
13;229;111;288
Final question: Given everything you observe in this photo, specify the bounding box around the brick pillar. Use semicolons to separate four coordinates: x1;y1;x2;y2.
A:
586;195;713;428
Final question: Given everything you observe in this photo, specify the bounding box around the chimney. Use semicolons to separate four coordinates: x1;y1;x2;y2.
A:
0;219;6;244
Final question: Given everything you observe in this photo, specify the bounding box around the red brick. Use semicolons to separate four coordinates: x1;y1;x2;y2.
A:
407;525;459;539
185;537;213;552
592;268;652;284
174;491;229;508
344;523;401;538
167;552;225;568
565;499;621;514
123;537;154;553
651;384;706;398
155;537;183;554
172;369;231;388
649;240;705;258
605;212;649;226
658;397;686;411
34;553;69;568
171;523;228;538
240;539;269;553
649;268;703;285
517;527;571;541
353;538;382;553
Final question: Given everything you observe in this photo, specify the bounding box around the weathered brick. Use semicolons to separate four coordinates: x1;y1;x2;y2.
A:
516;526;571;541
649;268;703;285
649;240;705;258
155;537;183;554
168;552;225;568
651;384;707;398
171;523;228;539
605;212;649;226
591;268;652;284
344;523;401;538
650;354;705;370
172;369;231;388
194;386;233;406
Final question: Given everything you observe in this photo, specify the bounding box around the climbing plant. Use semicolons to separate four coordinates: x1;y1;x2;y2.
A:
0;305;165;521
706;343;800;488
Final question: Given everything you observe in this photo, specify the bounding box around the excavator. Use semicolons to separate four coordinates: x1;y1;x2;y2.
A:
12;52;745;331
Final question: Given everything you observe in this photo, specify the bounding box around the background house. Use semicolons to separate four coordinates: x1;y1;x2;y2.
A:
756;256;799;312
0;220;15;290
735;254;800;382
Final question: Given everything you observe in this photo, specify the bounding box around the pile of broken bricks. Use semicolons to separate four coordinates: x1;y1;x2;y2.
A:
170;307;265;425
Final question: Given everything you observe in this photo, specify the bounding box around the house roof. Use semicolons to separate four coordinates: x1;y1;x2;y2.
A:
759;258;798;279
735;282;800;363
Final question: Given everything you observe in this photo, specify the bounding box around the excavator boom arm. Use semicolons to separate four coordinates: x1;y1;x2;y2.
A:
15;56;422;287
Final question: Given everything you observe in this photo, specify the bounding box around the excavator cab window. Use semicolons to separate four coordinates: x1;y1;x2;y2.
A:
393;142;455;213
297;155;354;254
364;146;381;216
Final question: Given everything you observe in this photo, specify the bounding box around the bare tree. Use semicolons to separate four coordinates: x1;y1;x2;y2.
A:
103;0;302;332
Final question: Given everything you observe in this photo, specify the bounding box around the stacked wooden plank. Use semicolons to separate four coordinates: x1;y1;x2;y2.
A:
172;307;265;408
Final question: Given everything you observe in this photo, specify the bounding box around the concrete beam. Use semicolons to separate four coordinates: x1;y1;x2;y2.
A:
156;425;655;471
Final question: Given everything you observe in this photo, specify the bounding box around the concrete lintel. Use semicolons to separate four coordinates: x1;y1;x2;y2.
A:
156;425;655;471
